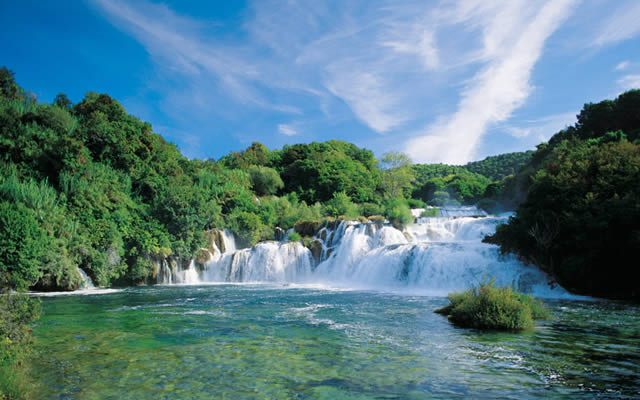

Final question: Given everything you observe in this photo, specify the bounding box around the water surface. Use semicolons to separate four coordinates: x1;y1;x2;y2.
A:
31;285;640;399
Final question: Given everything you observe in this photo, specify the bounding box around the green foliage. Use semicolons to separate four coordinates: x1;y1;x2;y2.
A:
359;202;384;217
324;191;359;219
257;194;323;231
0;290;41;399
278;140;382;203
486;140;640;300
288;231;302;242
0;202;49;290
464;151;534;181
498;89;640;209
248;165;284;196
227;211;272;248
378;152;415;198
383;197;413;230
420;207;439;217
407;198;425;209
434;281;550;330
411;164;491;205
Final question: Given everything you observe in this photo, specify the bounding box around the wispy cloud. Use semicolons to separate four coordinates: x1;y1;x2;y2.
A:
615;61;630;71
592;1;640;47
91;0;298;114
405;0;579;164
91;0;635;163
617;74;640;90
505;111;576;142
278;124;298;136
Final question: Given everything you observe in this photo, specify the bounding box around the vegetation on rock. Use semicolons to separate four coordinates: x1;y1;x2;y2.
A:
435;281;551;330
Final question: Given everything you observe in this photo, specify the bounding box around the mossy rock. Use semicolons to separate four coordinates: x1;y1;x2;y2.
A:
306;239;324;265
195;249;213;270
207;229;226;253
368;215;385;227
294;220;324;237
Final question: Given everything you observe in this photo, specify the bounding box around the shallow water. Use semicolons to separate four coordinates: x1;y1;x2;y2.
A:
31;285;640;399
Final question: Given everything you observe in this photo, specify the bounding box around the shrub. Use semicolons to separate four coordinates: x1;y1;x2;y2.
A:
420;207;439;217
407;198;425;208
0;201;49;290
227;211;271;248
383;197;413;230
288;231;302;242
248;166;284;196
359;202;384;217
323;191;359;219
434;281;550;330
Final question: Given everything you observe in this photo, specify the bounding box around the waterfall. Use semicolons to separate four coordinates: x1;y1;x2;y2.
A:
78;268;95;289
155;207;569;297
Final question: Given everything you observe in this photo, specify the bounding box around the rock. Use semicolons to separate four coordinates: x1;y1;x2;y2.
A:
294;220;324;237
274;227;287;241
208;229;226;253
308;240;323;265
195;249;213;270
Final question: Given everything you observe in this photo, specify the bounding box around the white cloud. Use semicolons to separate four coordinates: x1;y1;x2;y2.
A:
405;0;579;164
278;124;298;136
325;70;407;132
90;0;299;114
505;111;576;140
615;61;630;71
92;0;636;164
593;1;640;47
618;74;640;90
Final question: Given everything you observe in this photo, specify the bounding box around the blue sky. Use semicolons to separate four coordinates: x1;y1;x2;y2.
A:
2;0;639;164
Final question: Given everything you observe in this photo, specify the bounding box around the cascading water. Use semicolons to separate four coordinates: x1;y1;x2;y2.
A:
156;208;569;297
77;268;95;289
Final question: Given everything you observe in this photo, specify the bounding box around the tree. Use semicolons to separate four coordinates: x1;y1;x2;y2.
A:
0;67;23;100
53;93;72;109
248;165;284;196
0;202;49;290
378;152;415;198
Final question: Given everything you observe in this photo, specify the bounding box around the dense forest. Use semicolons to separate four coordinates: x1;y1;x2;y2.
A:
1;66;639;301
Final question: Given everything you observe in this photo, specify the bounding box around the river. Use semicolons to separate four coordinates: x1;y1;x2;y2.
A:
30;284;639;399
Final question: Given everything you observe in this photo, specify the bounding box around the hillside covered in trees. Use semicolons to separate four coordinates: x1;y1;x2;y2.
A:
1;66;639;300
485;90;640;300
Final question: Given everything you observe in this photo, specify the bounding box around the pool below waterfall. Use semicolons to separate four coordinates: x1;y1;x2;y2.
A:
30;285;640;399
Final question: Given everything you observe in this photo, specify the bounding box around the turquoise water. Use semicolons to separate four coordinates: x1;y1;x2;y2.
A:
31;285;640;399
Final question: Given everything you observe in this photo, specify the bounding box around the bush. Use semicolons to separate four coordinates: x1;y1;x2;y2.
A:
360;202;384;217
434;281;550;330
248;166;284;196
383;197;413;230
407;198;425;208
288;231;302;242
0;201;49;290
227;211;271;248
323;191;359;219
420;207;439;217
